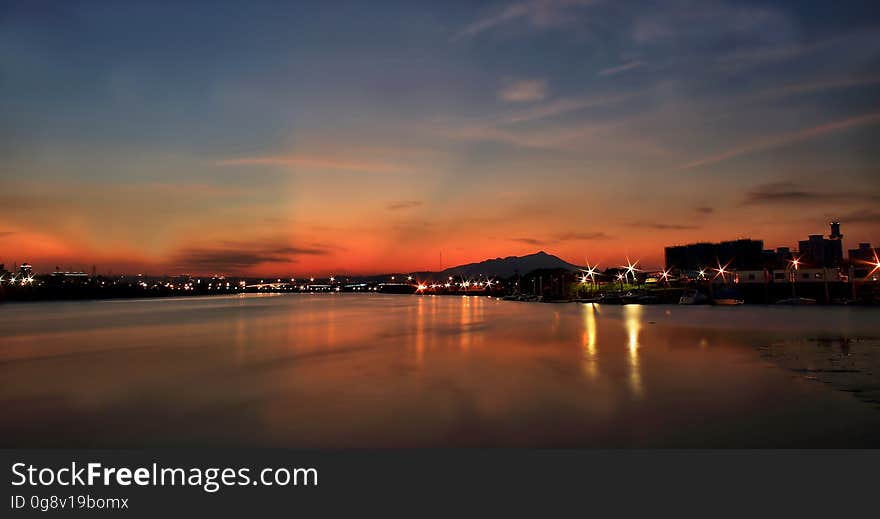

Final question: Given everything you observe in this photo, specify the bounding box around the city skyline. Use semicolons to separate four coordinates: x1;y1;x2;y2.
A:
2;0;880;275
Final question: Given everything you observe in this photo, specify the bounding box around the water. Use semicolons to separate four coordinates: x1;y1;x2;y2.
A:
1;294;879;447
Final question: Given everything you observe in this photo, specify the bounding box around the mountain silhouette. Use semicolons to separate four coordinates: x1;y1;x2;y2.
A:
440;251;581;278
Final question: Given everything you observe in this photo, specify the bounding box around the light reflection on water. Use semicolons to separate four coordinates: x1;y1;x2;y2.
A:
581;303;598;379
624;305;643;400
1;294;879;448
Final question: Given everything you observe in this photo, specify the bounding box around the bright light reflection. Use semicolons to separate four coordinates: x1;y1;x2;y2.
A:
624;305;643;399
581;303;598;378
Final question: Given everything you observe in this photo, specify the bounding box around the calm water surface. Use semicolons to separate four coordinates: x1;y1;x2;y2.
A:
1;294;879;447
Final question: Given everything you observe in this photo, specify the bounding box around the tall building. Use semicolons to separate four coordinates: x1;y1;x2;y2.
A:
665;239;765;271
797;222;843;267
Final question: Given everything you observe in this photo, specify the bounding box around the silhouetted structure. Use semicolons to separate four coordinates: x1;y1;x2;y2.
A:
849;242;879;263
18;263;34;277
665;239;764;271
798;222;843;267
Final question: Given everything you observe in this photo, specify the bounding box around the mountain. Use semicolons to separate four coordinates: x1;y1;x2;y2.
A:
440;251;582;279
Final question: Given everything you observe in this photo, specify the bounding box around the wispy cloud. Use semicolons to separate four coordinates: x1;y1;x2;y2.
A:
742;182;835;205
214;155;404;174
447;117;672;157
633;2;795;47
695;207;714;214
597;60;645;77
0;231;15;238
753;75;880;101
511;231;610;246
678;111;880;170
497;91;638;124
453;0;596;40
741;182;880;206
512;237;546;246
169;241;333;272
632;222;699;230
555;231;611;241
498;79;548;103
386;200;423;210
833;208;880;224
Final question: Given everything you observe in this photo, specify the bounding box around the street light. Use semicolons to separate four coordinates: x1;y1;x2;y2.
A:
713;259;732;284
788;256;801;297
659;268;672;287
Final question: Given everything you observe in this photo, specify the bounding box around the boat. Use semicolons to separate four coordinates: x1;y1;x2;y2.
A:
679;289;709;305
713;298;745;306
775;297;817;305
712;287;745;306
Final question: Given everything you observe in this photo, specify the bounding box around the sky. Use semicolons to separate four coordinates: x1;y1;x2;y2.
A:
2;0;879;275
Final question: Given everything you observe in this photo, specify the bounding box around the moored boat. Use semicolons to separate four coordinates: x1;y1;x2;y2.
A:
713;298;744;306
712;287;744;306
775;297;817;305
679;289;708;305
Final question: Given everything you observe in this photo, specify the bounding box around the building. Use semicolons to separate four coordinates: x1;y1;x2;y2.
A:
665;239;765;271
735;268;843;284
18;263;33;277
849;242;879;263
849;242;880;279
797;222;843;268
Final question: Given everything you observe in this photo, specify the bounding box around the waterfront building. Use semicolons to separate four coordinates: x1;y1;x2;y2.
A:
665;239;764;271
797;222;844;268
18;262;33;277
735;268;843;284
849;242;880;279
849;242;879;263
50;271;90;283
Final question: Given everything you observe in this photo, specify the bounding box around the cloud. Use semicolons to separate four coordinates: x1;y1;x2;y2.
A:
633;2;795;47
214;155;403;174
714;40;831;72
753;75;880;101
386;200;423;210
447;117;672;157
169;241;332;272
632;222;700;230
597;61;646;77
453;0;596;41
512;237;546;246
555;231;611;241
497;91;637;124
832;209;880;224
0;231;15;238
742;183;880;207
511;231;610;246
742;182;829;204
695;207;714;214
498;80;548;103
678;111;880;171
